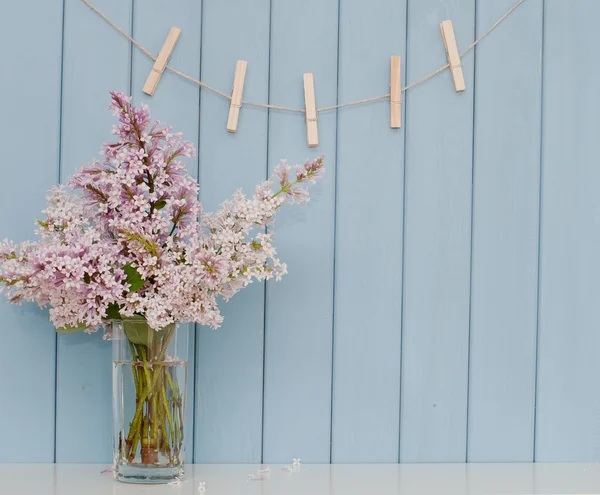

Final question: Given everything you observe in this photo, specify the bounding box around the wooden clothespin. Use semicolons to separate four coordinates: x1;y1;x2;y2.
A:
226;60;248;133
142;27;181;96
303;73;318;148
439;20;465;92
390;56;402;128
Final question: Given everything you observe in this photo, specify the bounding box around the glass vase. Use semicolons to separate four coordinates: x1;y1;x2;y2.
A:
109;318;189;484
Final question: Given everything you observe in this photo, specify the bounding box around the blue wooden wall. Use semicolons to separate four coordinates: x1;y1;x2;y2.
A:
0;0;597;463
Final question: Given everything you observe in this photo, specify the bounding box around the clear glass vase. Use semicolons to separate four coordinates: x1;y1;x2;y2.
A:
110;318;189;484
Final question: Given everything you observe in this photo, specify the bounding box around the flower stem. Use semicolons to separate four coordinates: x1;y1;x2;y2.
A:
122;325;180;465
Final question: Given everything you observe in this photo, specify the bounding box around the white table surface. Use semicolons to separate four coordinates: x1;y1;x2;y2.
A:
0;463;599;495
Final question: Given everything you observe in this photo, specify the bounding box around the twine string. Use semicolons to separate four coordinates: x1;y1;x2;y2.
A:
80;0;526;114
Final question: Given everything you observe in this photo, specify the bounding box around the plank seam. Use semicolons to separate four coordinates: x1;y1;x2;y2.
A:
532;0;547;464
192;0;204;464
328;0;342;464
397;0;411;464
465;0;478;463
54;0;67;463
260;0;274;464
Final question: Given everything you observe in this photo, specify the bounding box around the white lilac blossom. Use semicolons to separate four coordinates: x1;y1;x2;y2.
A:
0;91;325;332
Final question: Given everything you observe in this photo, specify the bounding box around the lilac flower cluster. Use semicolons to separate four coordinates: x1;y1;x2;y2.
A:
0;92;324;332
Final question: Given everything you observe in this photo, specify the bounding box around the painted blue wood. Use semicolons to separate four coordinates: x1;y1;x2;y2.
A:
399;0;475;463
262;0;338;463
3;0;600;465
194;0;270;463
466;0;543;462
55;0;132;462
535;0;600;462
330;0;406;463
0;0;64;462
131;0;202;464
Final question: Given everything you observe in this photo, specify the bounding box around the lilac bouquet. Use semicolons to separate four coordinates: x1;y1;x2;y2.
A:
0;92;324;332
0;92;324;478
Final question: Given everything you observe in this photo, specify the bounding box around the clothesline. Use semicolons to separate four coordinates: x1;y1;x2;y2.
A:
80;0;527;114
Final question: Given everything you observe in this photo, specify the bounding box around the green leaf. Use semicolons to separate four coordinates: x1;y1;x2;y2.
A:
155;200;167;210
105;302;122;320
83;273;91;284
123;263;144;292
56;322;87;333
123;316;153;346
122;316;172;347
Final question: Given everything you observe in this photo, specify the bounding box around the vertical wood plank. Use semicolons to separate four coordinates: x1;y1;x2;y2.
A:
0;0;64;462
399;0;475;462
55;0;132;462
467;0;543;462
535;0;600;462
331;0;406;462
131;0;202;463
262;0;338;463
195;0;270;463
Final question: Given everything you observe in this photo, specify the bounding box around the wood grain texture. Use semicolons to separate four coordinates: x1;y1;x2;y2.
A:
55;0;133;462
466;0;543;462
399;0;475;463
262;0;338;463
195;0;270;463
131;0;202;462
535;0;600;462
331;0;406;462
0;0;64;461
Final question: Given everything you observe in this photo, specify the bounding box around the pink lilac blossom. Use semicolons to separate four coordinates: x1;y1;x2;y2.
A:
0;92;325;332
